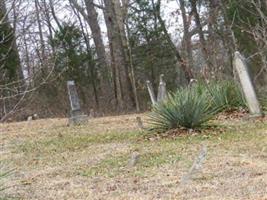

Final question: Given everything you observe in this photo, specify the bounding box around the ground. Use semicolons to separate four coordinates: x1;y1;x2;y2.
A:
0;113;267;200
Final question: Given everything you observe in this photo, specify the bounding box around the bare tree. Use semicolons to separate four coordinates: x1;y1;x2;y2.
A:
69;0;109;76
190;0;214;73
155;0;194;83
70;2;99;107
102;0;135;109
179;0;194;77
34;0;46;68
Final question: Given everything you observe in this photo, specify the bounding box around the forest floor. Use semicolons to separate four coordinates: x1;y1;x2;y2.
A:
1;113;267;200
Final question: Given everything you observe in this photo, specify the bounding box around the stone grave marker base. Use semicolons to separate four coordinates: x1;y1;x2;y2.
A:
68;110;88;125
68;114;88;125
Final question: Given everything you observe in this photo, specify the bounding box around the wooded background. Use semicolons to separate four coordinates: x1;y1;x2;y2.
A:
0;0;266;121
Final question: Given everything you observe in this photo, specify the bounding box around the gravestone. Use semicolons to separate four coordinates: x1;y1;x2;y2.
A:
181;145;207;184
189;79;198;87
146;80;157;105
146;74;167;106
157;74;167;102
233;51;263;117
67;81;88;125
136;116;144;130
128;151;140;167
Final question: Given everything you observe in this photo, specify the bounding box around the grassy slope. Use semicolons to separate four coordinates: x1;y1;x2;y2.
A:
0;114;267;200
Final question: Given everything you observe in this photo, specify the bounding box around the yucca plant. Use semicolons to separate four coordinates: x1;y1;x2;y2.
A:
257;88;267;112
207;81;246;112
148;80;249;132
148;86;219;132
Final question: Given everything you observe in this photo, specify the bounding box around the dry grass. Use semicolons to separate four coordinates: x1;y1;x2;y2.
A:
0;113;267;200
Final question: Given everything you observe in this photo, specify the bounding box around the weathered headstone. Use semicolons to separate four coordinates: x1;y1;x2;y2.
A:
146;74;167;106
67;81;88;125
136;116;144;130
181;145;207;184
233;51;263;117
128;151;140;167
33;113;39;120
27;116;33;121
189;78;198;87
146;80;157;105
157;74;167;102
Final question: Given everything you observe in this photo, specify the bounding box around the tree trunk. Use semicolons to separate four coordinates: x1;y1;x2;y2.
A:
69;0;114;102
156;0;193;83
103;0;135;110
190;0;214;72
23;34;31;79
83;0;109;75
126;20;140;112
35;0;46;63
73;5;99;108
102;0;123;108
34;0;47;77
113;0;137;109
219;0;238;77
49;0;63;31
42;0;55;54
179;0;194;75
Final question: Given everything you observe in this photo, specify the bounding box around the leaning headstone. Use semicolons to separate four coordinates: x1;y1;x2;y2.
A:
67;81;88;125
146;80;157;106
233;51;263;117
127;151;140;167
181;145;207;184
157;74;167;102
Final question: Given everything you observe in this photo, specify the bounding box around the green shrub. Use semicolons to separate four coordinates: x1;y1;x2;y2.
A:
207;81;246;111
148;86;219;131
257;88;267;112
148;81;248;132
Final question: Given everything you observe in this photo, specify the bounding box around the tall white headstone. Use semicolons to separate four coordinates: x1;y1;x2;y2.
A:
146;80;157;106
67;81;81;111
67;81;88;125
157;74;167;102
233;51;263;117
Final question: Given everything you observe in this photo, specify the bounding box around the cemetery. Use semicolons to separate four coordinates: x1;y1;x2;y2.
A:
1;51;267;199
1;0;266;199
